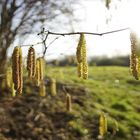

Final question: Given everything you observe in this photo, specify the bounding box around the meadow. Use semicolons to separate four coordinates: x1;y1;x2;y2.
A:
45;66;140;140
0;66;140;140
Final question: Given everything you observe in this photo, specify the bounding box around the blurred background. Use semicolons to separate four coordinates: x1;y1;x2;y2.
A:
1;0;140;140
3;0;139;62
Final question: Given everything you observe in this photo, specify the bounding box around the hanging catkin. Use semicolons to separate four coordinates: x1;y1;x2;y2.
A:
5;67;12;88
105;0;111;9
27;46;36;78
99;112;107;137
76;34;88;79
77;62;83;78
81;34;88;79
76;41;82;63
12;47;23;95
136;39;140;77
35;57;44;86
39;58;44;81
35;59;41;86
66;93;72;112
130;31;139;80
39;81;46;97
12;83;16;97
137;56;140;77
50;78;56;96
83;61;88;79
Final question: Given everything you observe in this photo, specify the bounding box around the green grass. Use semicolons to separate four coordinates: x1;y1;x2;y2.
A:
45;66;140;139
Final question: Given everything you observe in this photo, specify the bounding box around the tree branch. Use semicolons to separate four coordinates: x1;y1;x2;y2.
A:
38;27;129;36
16;27;130;58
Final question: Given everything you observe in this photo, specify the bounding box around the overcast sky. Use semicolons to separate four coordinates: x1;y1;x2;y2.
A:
11;0;140;60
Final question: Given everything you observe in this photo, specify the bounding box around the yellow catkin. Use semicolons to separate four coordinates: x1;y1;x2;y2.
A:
81;34;88;79
83;62;88;79
76;43;82;63
12;47;23;95
35;59;41;86
12;83;16;97
99;112;107;137
39;82;46;97
5;66;16;97
77;62;83;78
39;58;44;81
136;39;140;77
105;0;111;9
50;78;56;96
76;34;88;79
35;57;45;86
130;31;139;80
66;93;72;112
18;47;23;95
137;56;140;77
27;46;36;78
5;67;12;88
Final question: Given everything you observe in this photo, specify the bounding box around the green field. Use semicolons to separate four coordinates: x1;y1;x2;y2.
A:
45;66;140;140
1;66;140;140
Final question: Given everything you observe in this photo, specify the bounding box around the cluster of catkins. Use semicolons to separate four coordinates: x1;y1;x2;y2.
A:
11;46;72;111
130;31;140;80
12;46;45;96
76;34;88;79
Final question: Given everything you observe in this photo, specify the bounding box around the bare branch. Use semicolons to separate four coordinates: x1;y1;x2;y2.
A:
39;27;129;36
43;36;61;57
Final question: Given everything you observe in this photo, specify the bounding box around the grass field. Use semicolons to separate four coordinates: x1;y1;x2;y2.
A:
45;66;140;140
0;66;139;140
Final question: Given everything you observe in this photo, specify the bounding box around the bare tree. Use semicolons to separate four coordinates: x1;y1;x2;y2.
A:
0;0;77;75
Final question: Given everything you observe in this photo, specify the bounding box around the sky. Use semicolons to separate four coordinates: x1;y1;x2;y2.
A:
11;0;140;60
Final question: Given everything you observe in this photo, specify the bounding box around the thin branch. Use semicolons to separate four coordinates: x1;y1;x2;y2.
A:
43;36;61;57
101;28;130;35
16;27;130;57
42;31;49;57
38;27;129;36
20;41;43;47
38;27;130;57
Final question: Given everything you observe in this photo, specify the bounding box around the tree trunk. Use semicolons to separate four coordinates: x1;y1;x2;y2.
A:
0;48;7;94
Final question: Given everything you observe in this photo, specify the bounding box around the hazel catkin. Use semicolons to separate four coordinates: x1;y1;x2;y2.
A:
5;67;12;88
35;57;44;86
27;46;36;78
39;58;44;81
66;93;72;112
82;62;88;79
76;34;88;79
39;81;46;97
77;62;83;78
130;31;139;80
50;78;56;96
12;46;23;95
35;59;41;86
99;112;107;137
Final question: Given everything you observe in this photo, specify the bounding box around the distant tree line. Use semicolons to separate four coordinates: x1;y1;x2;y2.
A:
48;55;130;67
89;55;130;66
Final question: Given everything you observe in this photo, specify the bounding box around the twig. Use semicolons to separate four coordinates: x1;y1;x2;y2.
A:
38;27;130;36
43;36;61;57
20;41;43;47
42;32;49;57
101;28;130;35
16;27;130;58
